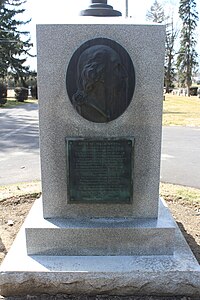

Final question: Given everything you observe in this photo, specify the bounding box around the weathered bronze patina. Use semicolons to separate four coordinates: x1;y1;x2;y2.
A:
66;138;133;204
66;38;135;123
81;0;122;17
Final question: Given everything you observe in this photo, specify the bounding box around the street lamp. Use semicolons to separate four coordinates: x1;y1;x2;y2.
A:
81;0;122;17
125;0;128;17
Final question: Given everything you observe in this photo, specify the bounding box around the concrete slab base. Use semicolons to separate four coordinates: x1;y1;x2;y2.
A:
0;198;200;297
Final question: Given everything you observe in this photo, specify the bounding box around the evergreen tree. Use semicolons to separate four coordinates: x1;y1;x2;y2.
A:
0;0;33;85
177;0;199;95
146;0;165;23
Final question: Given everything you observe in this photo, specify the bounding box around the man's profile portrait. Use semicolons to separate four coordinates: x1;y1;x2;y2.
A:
66;38;135;123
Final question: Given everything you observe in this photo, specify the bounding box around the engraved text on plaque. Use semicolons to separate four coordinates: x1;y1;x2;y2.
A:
66;138;133;204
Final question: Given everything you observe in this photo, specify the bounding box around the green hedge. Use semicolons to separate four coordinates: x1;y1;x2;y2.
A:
14;87;28;102
31;85;38;99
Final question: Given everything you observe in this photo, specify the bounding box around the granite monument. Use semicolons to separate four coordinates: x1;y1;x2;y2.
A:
1;0;200;297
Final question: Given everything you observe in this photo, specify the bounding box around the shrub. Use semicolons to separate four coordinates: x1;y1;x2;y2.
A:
31;85;38;99
14;87;28;102
0;83;7;106
190;87;198;96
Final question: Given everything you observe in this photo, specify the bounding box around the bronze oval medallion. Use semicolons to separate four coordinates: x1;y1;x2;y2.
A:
66;38;135;123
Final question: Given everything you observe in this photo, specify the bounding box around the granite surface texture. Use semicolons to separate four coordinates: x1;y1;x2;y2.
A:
1;21;200;298
0;198;199;297
37;23;165;219
25;198;175;256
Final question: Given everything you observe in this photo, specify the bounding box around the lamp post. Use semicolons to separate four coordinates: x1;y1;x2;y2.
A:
125;0;128;17
81;0;122;17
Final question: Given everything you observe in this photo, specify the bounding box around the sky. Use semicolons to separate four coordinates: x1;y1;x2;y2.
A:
20;0;200;70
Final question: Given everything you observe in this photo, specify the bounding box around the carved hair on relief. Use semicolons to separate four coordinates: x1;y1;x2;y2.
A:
66;38;135;123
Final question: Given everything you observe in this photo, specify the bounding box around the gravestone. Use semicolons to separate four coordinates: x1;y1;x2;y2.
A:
1;1;200;296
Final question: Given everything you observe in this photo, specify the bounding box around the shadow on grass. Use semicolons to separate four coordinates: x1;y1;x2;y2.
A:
163;111;187;115
177;221;200;264
0;99;38;110
0;237;7;257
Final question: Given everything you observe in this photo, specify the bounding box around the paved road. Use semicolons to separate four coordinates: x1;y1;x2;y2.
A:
0;103;200;188
0;103;40;185
161;126;200;189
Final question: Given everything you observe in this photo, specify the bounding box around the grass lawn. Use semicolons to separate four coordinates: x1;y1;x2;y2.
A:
1;94;200;127
163;94;200;126
1;180;200;204
0;181;42;201
160;182;200;203
0;97;38;109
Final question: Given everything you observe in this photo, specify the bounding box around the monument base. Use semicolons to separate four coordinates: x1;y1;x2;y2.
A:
25;196;175;256
0;198;200;297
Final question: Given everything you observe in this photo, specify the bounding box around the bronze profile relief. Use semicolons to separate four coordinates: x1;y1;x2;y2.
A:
66;38;135;123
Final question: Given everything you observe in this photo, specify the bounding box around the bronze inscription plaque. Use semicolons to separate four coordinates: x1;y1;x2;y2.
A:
66;138;133;204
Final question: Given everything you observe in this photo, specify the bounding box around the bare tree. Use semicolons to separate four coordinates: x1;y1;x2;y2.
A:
146;1;178;93
165;17;179;93
146;0;165;23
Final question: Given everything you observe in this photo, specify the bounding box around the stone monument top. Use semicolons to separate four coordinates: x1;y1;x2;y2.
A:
81;0;122;17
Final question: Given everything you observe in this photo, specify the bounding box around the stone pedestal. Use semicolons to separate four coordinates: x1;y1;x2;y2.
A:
30;21;171;258
25;199;175;256
1;20;200;297
0;198;200;296
37;22;165;220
